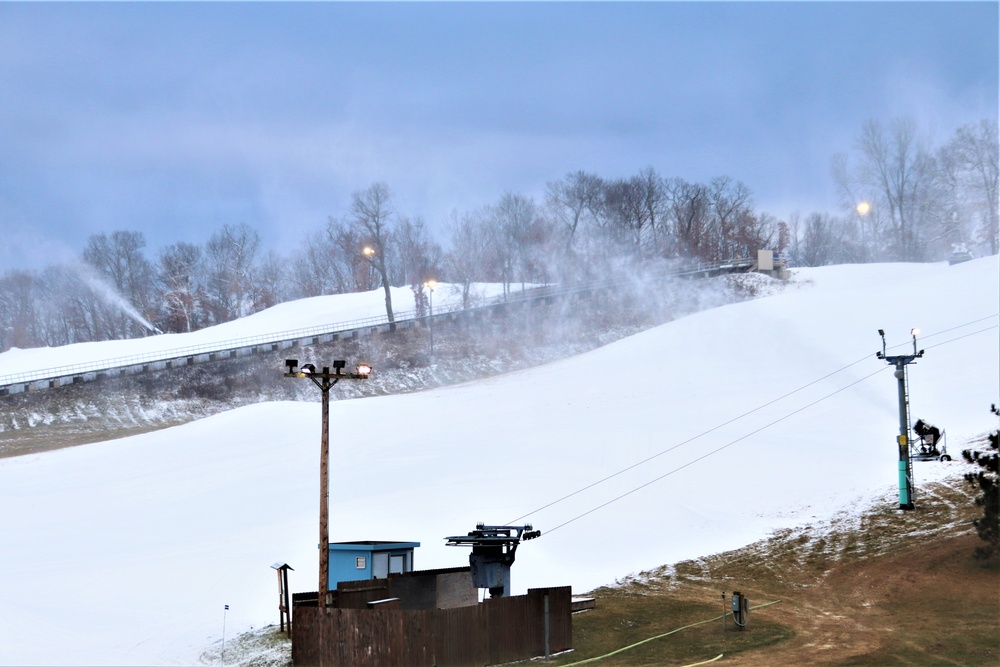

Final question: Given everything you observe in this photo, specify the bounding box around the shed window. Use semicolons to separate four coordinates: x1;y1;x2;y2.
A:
355;556;366;569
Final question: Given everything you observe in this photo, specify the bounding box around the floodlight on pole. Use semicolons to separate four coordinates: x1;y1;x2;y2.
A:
284;359;372;609
875;329;924;510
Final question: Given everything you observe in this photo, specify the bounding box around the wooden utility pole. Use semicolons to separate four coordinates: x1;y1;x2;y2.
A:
319;378;331;606
284;360;372;609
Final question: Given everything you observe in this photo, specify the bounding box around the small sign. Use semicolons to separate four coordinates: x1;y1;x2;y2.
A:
356;556;367;569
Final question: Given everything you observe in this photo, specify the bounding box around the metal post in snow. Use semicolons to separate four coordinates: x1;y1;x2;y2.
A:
876;329;923;511
221;604;229;667
721;592;726;633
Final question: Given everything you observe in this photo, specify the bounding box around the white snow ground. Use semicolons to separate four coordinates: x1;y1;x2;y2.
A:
0;283;512;381
1;258;997;666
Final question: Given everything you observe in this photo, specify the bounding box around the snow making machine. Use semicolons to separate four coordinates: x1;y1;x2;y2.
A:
912;419;951;462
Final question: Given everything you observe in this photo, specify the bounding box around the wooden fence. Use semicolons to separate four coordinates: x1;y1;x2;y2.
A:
292;586;572;666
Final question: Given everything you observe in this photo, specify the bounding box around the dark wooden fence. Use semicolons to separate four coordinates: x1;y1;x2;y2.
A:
292;586;572;666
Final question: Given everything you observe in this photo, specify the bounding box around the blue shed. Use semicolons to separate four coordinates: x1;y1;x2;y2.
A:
328;541;420;590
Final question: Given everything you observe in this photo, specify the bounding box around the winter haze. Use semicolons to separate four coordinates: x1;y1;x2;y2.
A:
1;2;996;270
0;257;997;665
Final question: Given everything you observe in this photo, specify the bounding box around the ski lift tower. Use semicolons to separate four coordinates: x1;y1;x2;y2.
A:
445;523;541;598
876;329;924;510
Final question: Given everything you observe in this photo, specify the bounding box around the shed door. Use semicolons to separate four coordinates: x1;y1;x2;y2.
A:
373;552;389;579
390;554;406;574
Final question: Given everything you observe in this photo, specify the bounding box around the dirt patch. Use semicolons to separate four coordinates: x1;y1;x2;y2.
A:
558;475;999;666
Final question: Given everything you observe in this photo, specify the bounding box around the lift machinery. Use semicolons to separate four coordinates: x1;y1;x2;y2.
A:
445;523;541;598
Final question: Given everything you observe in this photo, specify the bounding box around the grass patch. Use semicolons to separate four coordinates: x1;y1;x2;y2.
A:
550;595;793;666
546;476;998;666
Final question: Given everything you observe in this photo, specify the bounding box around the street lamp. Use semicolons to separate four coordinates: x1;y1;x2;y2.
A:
284;359;372;608
424;279;437;363
856;201;871;262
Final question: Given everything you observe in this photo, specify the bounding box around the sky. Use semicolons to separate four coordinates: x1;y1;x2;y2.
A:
0;257;996;664
1;2;997;272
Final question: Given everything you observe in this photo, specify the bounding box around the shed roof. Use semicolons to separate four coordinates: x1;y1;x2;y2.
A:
328;541;420;552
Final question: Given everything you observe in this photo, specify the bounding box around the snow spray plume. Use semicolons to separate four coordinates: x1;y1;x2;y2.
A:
534;247;740;348
72;262;163;334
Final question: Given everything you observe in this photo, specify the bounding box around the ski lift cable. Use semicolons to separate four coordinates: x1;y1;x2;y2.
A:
917;314;997;342
542;365;891;536
506;354;879;525
541;324;997;536
510;316;997;532
923;324;998;350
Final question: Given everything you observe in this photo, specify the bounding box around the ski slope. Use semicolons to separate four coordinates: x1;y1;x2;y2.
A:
1;258;997;666
0;283;512;381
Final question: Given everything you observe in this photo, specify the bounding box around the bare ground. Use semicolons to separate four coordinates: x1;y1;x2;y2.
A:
571;472;999;666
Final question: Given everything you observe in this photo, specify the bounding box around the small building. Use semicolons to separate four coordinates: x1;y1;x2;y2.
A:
328;541;420;589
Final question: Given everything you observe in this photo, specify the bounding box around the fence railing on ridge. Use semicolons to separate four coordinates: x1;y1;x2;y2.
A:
0;257;767;391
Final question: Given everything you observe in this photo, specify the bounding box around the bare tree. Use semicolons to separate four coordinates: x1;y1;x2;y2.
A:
948;119;999;255
397;216;442;316
799;212;860;266
205;223;261;323
445;209;497;309
0;270;41;351
157;242;205;333
707;176;753;260
251;250;286;313
288;229;345;298
601;176;654;252
855;118;936;260
351;182;397;322
666;178;711;260
81;230;156;338
490;192;544;297
545;170;604;249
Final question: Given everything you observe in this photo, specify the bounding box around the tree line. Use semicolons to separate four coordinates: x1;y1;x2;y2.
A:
0;117;995;352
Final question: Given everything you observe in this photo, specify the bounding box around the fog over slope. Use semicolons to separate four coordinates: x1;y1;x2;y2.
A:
1;258;996;666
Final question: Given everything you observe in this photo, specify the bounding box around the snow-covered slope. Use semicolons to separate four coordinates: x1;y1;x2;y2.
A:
1;258;997;666
0;283;510;380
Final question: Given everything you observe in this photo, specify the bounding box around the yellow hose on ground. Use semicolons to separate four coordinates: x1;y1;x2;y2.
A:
559;599;782;666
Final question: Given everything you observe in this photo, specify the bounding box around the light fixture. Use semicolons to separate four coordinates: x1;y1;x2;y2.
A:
300;363;316;374
910;328;920;337
356;363;373;377
285;359;298;374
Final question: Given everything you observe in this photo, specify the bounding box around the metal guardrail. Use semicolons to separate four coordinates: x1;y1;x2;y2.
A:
0;257;765;393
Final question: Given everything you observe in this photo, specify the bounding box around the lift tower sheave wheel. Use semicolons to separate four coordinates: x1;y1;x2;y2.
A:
445;523;541;598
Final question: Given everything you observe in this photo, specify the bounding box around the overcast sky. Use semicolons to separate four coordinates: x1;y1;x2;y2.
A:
1;2;996;272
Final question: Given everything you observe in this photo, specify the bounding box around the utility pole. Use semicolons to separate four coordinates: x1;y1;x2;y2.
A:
876;329;924;510
284;359;372;608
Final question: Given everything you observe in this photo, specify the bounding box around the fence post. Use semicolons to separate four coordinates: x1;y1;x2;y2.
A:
544;592;550;661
